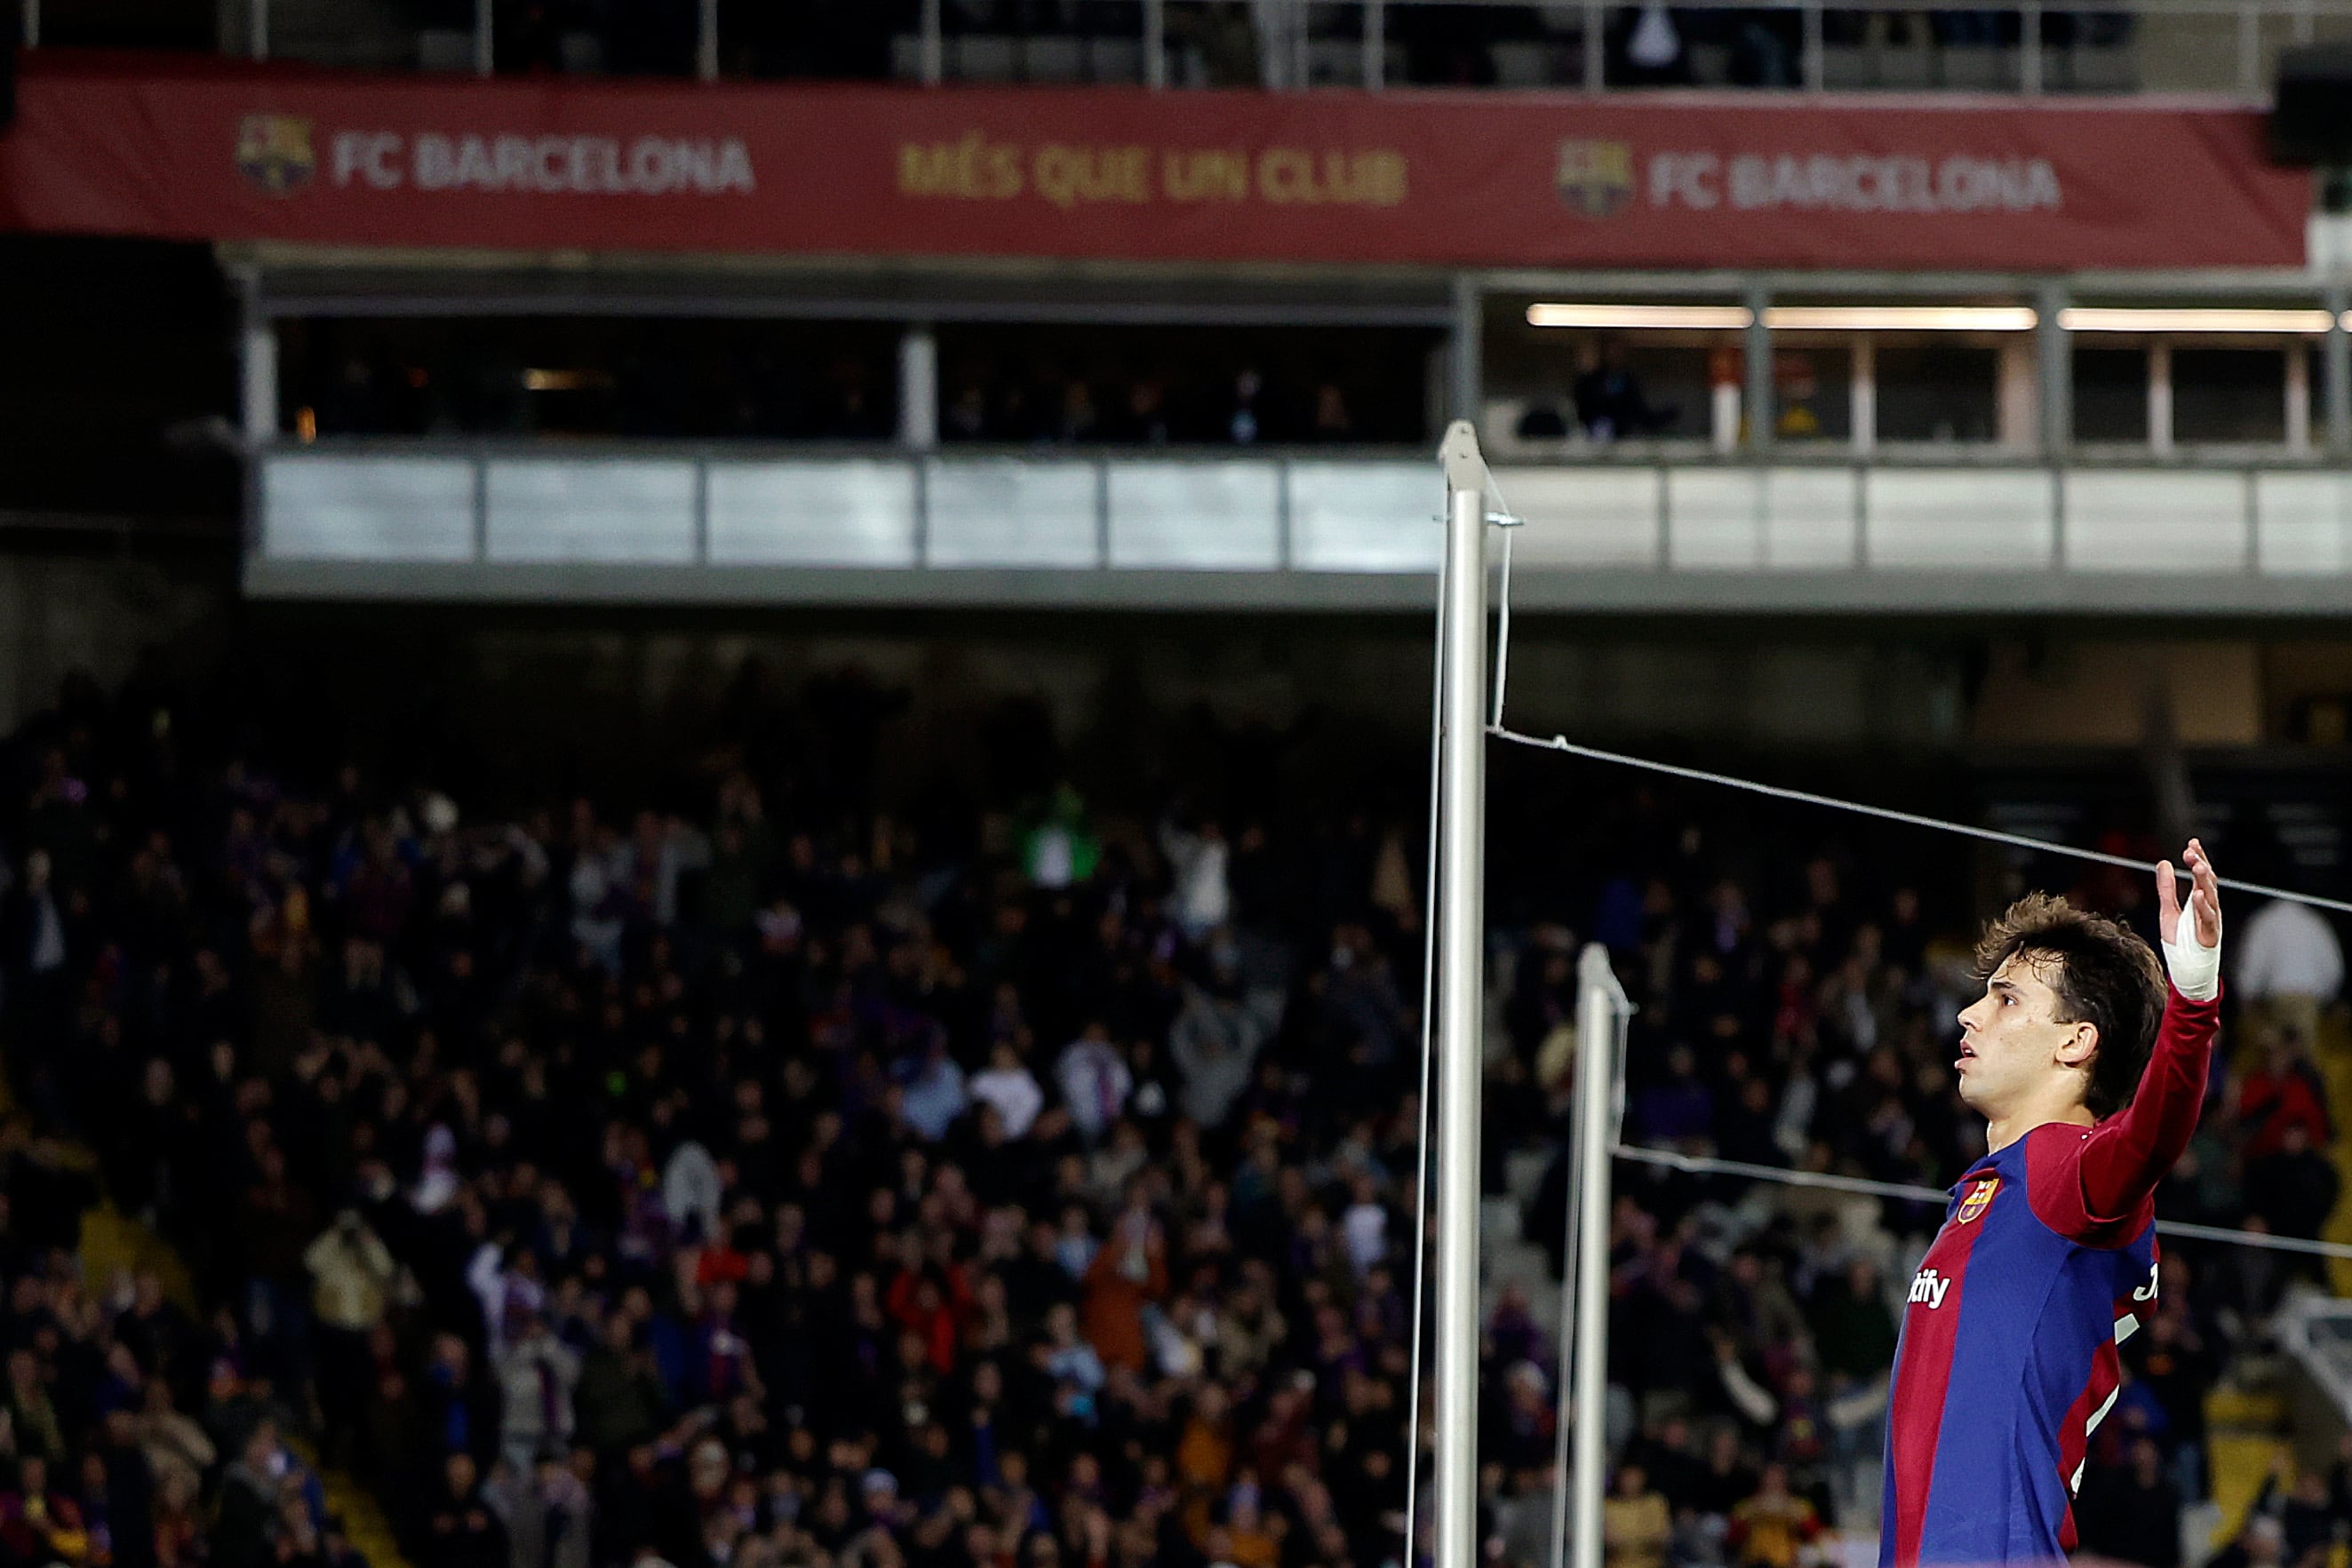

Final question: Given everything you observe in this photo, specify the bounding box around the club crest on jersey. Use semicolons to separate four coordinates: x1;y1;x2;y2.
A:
1957;1176;2000;1223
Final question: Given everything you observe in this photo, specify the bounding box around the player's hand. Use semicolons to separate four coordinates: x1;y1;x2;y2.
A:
2157;838;2223;950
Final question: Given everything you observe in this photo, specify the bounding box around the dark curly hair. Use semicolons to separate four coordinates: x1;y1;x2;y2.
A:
1971;892;2166;1118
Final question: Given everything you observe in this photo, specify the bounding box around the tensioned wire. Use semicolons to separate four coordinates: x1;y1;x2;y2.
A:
1614;1143;2352;1260
1488;725;2352;919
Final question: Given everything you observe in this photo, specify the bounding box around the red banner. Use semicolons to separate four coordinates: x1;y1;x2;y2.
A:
0;52;2308;269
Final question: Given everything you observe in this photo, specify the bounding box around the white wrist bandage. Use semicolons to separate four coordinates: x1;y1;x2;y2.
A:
2160;924;2221;1002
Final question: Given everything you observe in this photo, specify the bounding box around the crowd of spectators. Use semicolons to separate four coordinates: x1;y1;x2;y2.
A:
0;655;2337;1568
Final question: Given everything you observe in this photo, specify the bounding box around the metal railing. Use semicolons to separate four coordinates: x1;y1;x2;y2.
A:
19;0;2352;96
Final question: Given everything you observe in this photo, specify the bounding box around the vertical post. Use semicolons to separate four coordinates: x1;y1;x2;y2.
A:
1144;0;1167;87
2326;288;2351;457
696;0;717;80
1364;0;1385;86
248;0;267;60
1744;284;1774;452
1583;0;1605;88
2287;340;2311;454
1852;335;1877;455
1801;0;1824;90
20;0;36;49
2037;281;2070;456
899;327;939;451
920;0;943;83
473;0;492;75
2238;4;2260;98
1450;275;1484;427
237;275;276;447
2148;341;2174;456
2021;0;2042;92
1547;1035;1588;1568
1711;377;1742;454
1433;424;1489;1568
1569;946;1622;1568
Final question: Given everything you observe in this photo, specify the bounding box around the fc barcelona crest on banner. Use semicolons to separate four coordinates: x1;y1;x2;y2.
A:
1957;1176;2000;1224
235;115;315;195
1552;139;1635;219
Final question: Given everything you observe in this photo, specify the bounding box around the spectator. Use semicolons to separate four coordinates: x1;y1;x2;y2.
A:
1056;1025;1132;1147
1725;1462;1822;1568
1602;1462;1671;1568
493;1316;582;1476
2236;896;2344;1050
304;1211;395;1469
2236;1032;2332;1161
1574;339;1678;441
2244;1121;2340;1250
0;1456;89;1568
2077;1436;2182;1568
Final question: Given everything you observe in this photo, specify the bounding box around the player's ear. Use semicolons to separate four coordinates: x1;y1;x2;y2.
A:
2055;1021;2100;1070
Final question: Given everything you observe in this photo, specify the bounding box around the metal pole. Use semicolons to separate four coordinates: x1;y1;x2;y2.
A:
2288;340;2312;454
1449;276;1484;426
1851;335;1877;456
898;327;939;451
1364;0;1386;86
238;278;277;447
696;0;717;80
20;0;36;49
919;0;943;82
2238;4;2260;99
248;0;267;60
1744;283;1774;452
1144;0;1168;87
2021;0;2042;92
1434;423;1490;1568
1583;0;1605;87
1801;0;1823;90
1548;955;1598;1568
1570;945;1623;1568
2327;287;2351;458
2037;280;2070;456
2149;341;2173;457
473;0;491;75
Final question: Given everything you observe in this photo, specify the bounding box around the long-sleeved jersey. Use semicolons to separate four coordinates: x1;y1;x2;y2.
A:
1879;984;2222;1568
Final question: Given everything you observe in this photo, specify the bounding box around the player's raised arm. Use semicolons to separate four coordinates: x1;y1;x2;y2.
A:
2074;840;2225;1224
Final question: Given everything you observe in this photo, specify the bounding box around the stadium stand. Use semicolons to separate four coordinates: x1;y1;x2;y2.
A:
0;655;2335;1568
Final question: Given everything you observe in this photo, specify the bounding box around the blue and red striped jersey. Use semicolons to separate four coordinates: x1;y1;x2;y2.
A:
1878;987;2221;1568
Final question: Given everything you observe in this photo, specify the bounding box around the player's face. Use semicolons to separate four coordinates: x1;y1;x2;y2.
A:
1953;953;2089;1117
